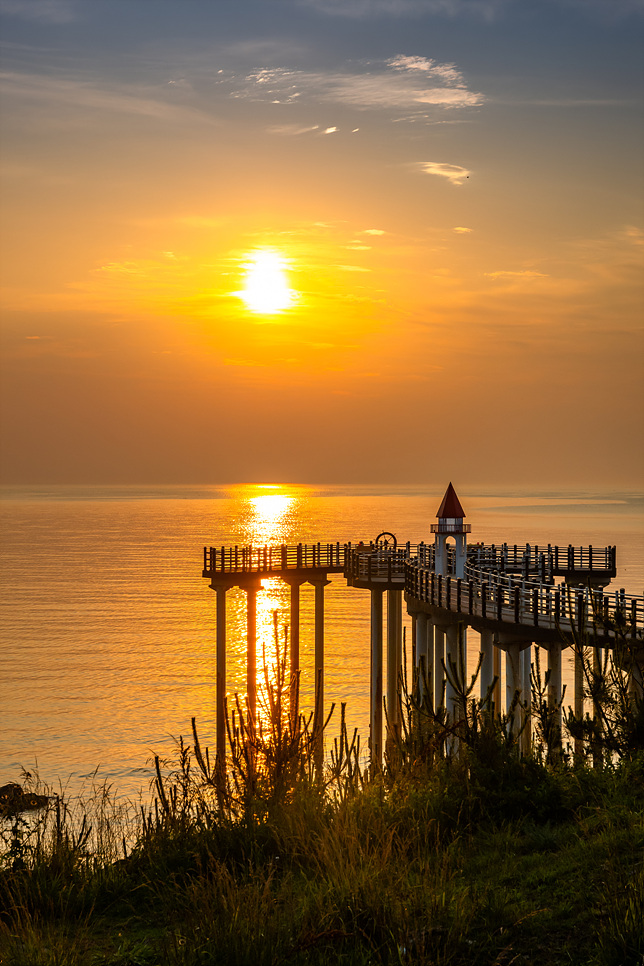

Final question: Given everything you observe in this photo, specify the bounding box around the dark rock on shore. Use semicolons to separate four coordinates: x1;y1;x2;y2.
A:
0;783;50;817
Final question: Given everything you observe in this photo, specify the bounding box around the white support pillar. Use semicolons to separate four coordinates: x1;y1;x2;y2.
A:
411;614;417;667
387;589;403;734
370;588;384;769
493;641;501;717
215;586;227;763
631;656;644;700
548;643;563;744
434;624;445;711
415;611;428;663
426;620;435;701
505;642;521;737
520;645;532;755
246;585;257;727
445;622;460;725
414;612;433;704
480;628;496;707
312;578;330;733
574;646;584;758
288;579;304;722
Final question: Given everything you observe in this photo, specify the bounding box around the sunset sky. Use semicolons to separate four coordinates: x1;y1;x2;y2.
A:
1;0;642;487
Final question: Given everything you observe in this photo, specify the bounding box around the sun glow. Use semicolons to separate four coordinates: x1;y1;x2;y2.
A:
239;250;296;314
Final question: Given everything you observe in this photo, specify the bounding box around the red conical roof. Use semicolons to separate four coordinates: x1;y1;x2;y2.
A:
436;482;466;519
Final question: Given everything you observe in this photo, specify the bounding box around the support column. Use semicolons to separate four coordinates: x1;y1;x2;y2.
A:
426;620;435;700
312;578;330;733
480;628;496;708
415;612;428;668
574;645;584;759
445;622;461;725
370;588;384;769
493;641;501;717
434;624;445;711
387;589;403;735
414;612;434;705
548;643;563;747
246;585;258;727
215;586;227;764
288;579;304;722
521;645;532;756
631;655;644;700
505;642;521;737
411;614;417;668
592;645;603;766
415;611;428;698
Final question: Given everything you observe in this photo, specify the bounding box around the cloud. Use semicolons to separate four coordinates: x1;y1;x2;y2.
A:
388;54;465;86
323;126;338;133
484;270;549;279
0;71;218;126
415;161;471;184
453;226;473;233
0;0;75;23
266;123;321;135
236;56;483;118
362;228;387;235
294;0;507;19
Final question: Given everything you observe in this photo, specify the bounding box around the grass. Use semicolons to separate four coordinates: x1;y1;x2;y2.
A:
1;628;643;966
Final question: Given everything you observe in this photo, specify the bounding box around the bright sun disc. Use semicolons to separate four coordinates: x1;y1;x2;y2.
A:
239;251;296;314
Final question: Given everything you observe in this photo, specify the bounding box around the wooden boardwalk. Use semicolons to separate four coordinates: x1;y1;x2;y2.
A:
202;484;641;766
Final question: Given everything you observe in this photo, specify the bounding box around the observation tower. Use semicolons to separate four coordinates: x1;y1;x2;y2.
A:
431;482;471;578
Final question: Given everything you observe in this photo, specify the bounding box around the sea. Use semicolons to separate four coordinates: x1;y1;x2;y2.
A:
1;483;642;804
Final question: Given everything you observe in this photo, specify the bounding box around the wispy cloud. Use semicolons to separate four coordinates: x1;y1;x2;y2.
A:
295;0;507;19
484;270;549;279
0;71;218;126
414;161;471;184
453;226;473;233
296;0;641;20
266;123;321;135
0;0;75;23
234;56;483;118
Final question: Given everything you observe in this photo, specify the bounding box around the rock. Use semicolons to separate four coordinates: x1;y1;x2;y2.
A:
0;782;50;816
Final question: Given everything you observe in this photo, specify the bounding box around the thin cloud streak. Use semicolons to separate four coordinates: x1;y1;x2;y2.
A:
0;71;219;125
236;56;483;116
295;0;508;19
0;0;75;23
414;161;471;184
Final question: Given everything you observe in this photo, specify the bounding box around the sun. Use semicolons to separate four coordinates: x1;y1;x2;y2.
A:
238;250;296;314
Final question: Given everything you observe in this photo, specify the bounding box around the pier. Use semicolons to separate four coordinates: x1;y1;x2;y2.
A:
203;484;642;767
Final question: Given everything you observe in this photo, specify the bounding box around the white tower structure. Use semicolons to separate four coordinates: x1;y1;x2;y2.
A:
431;482;471;578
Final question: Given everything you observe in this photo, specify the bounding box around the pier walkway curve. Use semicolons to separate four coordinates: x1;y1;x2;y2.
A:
202;489;642;768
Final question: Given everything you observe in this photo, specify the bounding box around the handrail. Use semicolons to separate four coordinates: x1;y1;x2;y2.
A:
202;540;641;638
404;561;643;638
203;541;349;576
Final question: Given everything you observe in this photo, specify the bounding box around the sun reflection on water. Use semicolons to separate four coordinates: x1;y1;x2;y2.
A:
231;486;301;727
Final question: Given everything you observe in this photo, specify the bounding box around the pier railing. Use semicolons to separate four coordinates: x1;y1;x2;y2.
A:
344;544;416;583
404;560;643;640
203;542;347;578
467;542;616;580
202;540;639;639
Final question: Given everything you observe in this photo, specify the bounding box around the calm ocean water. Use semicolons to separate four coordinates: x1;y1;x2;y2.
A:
1;483;642;802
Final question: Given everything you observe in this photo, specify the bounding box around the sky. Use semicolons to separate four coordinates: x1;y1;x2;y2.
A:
0;0;642;487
